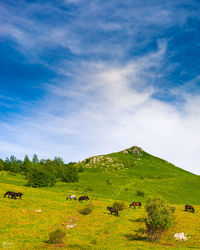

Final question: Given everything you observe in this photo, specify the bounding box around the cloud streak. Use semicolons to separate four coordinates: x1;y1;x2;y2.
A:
0;0;200;174
0;41;200;174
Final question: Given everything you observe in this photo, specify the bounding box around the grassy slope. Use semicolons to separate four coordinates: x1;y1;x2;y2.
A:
0;172;200;249
82;146;194;178
0;147;199;249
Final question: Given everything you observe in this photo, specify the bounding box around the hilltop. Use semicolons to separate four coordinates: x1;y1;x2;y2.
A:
81;146;194;178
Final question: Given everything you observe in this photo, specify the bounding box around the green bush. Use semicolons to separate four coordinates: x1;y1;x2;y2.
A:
112;201;126;211
106;179;112;185
48;229;66;244
27;166;56;187
136;190;145;197
79;203;94;215
58;164;79;183
145;197;175;241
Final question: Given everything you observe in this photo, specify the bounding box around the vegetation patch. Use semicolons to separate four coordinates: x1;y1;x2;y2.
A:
145;197;175;241
78;203;94;215
48;228;66;244
112;201;126;211
136;190;145;197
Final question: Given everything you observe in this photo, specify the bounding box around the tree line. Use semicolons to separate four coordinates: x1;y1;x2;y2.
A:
0;154;82;187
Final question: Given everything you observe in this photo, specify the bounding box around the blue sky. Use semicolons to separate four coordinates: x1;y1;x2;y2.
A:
0;0;200;173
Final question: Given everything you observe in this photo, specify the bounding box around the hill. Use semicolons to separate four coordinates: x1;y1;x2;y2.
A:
0;147;200;248
81;146;194;178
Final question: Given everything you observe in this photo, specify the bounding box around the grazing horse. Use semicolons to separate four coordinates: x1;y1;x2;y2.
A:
107;207;119;216
67;194;77;200
78;196;89;202
4;191;17;199
129;202;142;208
15;192;23;199
185;204;195;213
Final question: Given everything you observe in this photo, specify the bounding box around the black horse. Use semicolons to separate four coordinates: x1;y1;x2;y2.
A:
15;192;23;199
4;191;23;199
4;191;17;199
129;202;142;208
185;204;195;213
107;206;119;216
78;196;89;202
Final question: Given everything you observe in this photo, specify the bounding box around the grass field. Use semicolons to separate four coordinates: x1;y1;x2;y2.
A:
0;170;200;249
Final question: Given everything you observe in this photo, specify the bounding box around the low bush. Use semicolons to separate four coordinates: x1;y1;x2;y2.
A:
136;190;145;197
145;197;175;241
48;229;66;244
27;166;56;187
84;187;93;192
112;201;126;211
79;203;94;215
106;179;112;185
58;164;79;183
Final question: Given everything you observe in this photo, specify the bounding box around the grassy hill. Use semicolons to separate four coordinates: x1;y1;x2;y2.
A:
81;146;194;178
0;146;200;249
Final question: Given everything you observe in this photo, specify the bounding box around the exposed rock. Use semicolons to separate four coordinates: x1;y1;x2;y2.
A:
123;150;128;154
66;224;77;229
174;232;188;241
123;146;143;155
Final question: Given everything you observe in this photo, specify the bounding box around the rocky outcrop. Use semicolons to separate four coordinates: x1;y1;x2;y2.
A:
122;146;143;155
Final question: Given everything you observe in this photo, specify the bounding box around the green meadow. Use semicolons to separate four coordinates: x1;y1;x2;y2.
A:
1;147;200;249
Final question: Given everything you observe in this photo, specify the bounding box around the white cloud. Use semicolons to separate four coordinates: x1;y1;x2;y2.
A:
0;42;200;174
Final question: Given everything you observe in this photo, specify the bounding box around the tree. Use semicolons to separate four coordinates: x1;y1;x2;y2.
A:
27;165;56;187
58;164;79;183
4;156;19;173
0;159;4;170
145;197;175;241
22;155;32;174
4;157;10;171
32;154;39;164
53;157;64;166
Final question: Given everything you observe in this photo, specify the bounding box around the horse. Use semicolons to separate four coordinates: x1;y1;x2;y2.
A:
185;204;195;213
107;206;119;216
78;196;89;202
15;192;23;199
129;202;142;208
4;191;17;199
67;194;77;200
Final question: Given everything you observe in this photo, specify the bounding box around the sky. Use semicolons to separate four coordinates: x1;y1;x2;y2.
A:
0;0;200;174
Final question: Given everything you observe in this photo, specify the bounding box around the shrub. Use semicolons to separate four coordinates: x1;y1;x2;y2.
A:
106;179;112;185
48;229;66;244
136;190;145;197
27;166;56;187
58;164;79;183
79;203;94;215
78;165;84;172
145;197;175;241
112;201;126;211
84;187;93;192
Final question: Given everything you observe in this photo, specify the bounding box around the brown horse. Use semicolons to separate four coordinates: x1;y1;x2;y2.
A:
107;207;119;216
185;204;195;213
129;202;142;208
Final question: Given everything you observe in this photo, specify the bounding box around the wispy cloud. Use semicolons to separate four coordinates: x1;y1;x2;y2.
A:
0;41;200;173
0;0;200;174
